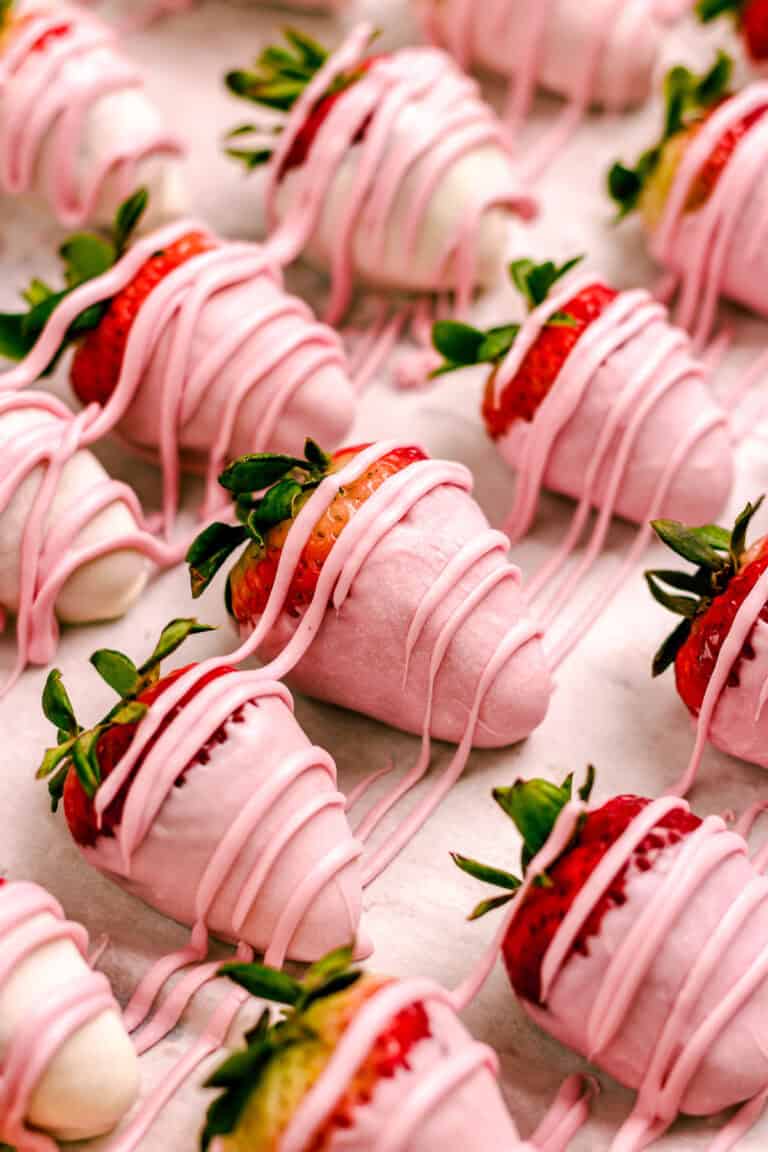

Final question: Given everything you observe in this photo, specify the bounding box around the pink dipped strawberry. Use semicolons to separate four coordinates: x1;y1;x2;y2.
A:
432;256;732;534
0;189;356;533
0;0;183;228
37;618;363;962
201;948;525;1152
224;27;535;321
646;496;768;769
456;769;768;1139
609;53;768;338
187;438;551;749
697;0;768;65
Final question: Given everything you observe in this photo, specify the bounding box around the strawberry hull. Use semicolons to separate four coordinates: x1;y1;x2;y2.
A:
525;829;768;1115
254;482;551;746
82;686;364;962
497;308;733;527
424;0;666;111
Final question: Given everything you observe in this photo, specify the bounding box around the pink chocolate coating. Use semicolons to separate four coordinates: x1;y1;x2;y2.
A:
85;670;363;965
0;2;184;227
495;275;733;538
649;85;768;344
264;25;536;324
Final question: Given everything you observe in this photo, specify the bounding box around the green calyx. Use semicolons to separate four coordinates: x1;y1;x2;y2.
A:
224;27;329;169
0;1;14;29
187;437;332;601
646;496;764;676
36;617;214;811
202;947;362;1150
430;256;581;378
452;766;596;920
608;51;733;219
696;0;743;25
0;187;148;371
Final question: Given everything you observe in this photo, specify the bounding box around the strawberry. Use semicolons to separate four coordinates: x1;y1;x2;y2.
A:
35;618;230;849
453;769;701;1005
645;496;768;716
698;0;768;63
202;948;430;1151
224;28;379;177
432;256;613;440
187;439;426;624
70;229;213;407
607;53;768;229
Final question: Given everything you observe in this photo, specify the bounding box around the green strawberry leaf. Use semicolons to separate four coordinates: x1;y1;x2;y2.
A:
652;616;693;676
187;522;249;599
218;453;306;495
303;437;331;471
70;729;103;798
650;518;730;569
60;233;117;288
494;775;576;872
114;187;149;257
510;256;584;311
432;320;486;366
644;572;701;618
697;0;742;19
730;496;764;566
140;618;215;673
219;962;303;1005
467;891;518;921
42;669;79;737
451;853;521;891
248;478;304;529
36;734;80;781
89;650;140;698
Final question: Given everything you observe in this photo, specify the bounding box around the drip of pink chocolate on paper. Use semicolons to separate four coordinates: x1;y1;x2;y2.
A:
260;24;536;327
449;795;768;1151
0;3;183;227
0;882;122;1152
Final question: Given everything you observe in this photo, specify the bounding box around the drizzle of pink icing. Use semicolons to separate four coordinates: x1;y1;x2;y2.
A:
0;4;183;227
262;24;536;324
0;220;349;536
651;86;768;345
0;881;119;1152
0;391;180;694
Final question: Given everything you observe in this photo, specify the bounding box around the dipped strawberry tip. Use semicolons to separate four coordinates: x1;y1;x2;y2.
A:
430;256;583;378
453;766;596;920
36;617;214;814
187;438;334;601
608;51;733;219
0;187;149;370
224;27;380;173
203;947;430;1151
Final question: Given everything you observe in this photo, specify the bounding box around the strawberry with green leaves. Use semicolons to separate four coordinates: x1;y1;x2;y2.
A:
37;617;364;962
223;27;533;320
646;497;768;769
0;190;356;529
455;769;768;1125
697;0;768;65
187;438;551;748
201;948;525;1152
608;54;768;336
432;255;732;531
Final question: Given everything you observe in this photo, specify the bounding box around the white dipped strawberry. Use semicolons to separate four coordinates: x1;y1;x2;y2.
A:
432;256;732;536
188;440;551;749
36;619;364;963
609;53;768;340
224;27;535;322
456;769;768;1144
0;0;185;228
0;878;139;1148
0;190;357;532
200;949;524;1152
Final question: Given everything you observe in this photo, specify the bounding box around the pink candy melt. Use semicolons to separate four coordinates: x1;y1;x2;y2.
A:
0;4;183;227
0;881;119;1152
263;25;535;324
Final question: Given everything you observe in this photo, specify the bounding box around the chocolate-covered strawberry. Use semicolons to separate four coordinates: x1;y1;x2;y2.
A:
456;770;768;1143
646;496;768;769
432;256;732;536
225;26;535;322
609;53;768;340
0;0;184;228
201;948;524;1152
37;618;363;963
0;189;355;532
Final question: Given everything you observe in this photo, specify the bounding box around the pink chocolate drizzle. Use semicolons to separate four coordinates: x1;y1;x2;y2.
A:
651;85;768;347
0;3;183;227
0;390;180;694
0;880;121;1152
452;796;768;1151
490;274;728;669
261;24;536;325
0;219;349;537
